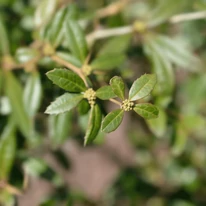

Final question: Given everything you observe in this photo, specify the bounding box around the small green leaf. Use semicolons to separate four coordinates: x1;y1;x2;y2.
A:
64;19;88;63
102;109;124;133
77;99;90;115
110;76;125;100
45;93;83;114
133;103;159;119
56;52;82;68
5;72;31;137
96;86;117;100
34;0;57;28
129;74;156;101
0;120;16;180
48;111;72;148
84;104;102;145
0;17;10;54
46;68;86;92
91;53;125;70
24;72;42;117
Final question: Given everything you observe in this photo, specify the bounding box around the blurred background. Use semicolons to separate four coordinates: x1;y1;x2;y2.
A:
0;0;206;205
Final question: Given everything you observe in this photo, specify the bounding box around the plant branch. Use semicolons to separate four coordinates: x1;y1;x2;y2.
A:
96;0;129;18
170;11;206;23
87;25;133;45
109;98;122;106
51;55;89;87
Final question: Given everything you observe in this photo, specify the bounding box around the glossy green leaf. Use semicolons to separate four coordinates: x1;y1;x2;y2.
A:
45;93;83;114
0;120;16;180
34;0;57;28
98;35;131;56
23;72;42;117
15;47;38;64
5;72;31;137
46;4;77;47
172;123;187;156
84;104;102;145
146;107;167;137
133;103;159;119
129;74;156;101
0;17;10;54
56;52;82;68
96;85;117;100
91;53;125;70
46;69;86;92
48;112;72;148
64;19;88;63
77;99;90;115
110;76;125;100
102;109;124;133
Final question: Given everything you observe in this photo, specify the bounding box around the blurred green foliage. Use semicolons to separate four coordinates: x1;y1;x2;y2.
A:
1;0;206;205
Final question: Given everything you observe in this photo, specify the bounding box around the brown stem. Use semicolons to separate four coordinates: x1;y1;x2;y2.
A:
51;55;89;87
109;98;121;106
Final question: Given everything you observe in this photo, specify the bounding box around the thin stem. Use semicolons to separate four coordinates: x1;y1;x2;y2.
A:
170;11;206;23
96;0;129;18
51;55;89;87
0;180;22;196
109;98;122;106
87;25;133;45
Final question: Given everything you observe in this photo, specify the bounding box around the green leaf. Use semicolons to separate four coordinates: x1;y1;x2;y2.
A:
45;93;83;114
0;17;10;54
97;35;131;56
146;107;167;137
64;19;88;63
172;123;187;156
0;120;16;180
133;103;159;119
102;109;124;133
84;104;102;145
77;99;90;115
144;35;174;98
46;4;77;47
48;111;72;148
96;85;117;100
24;72;42;117
34;0;57;28
110;76;125;100
129;74;156;101
15;47;38;64
5;72;31;137
56;51;82;68
46;68;86;92
148;0;189;27
91;53;125;70
154;35;201;71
